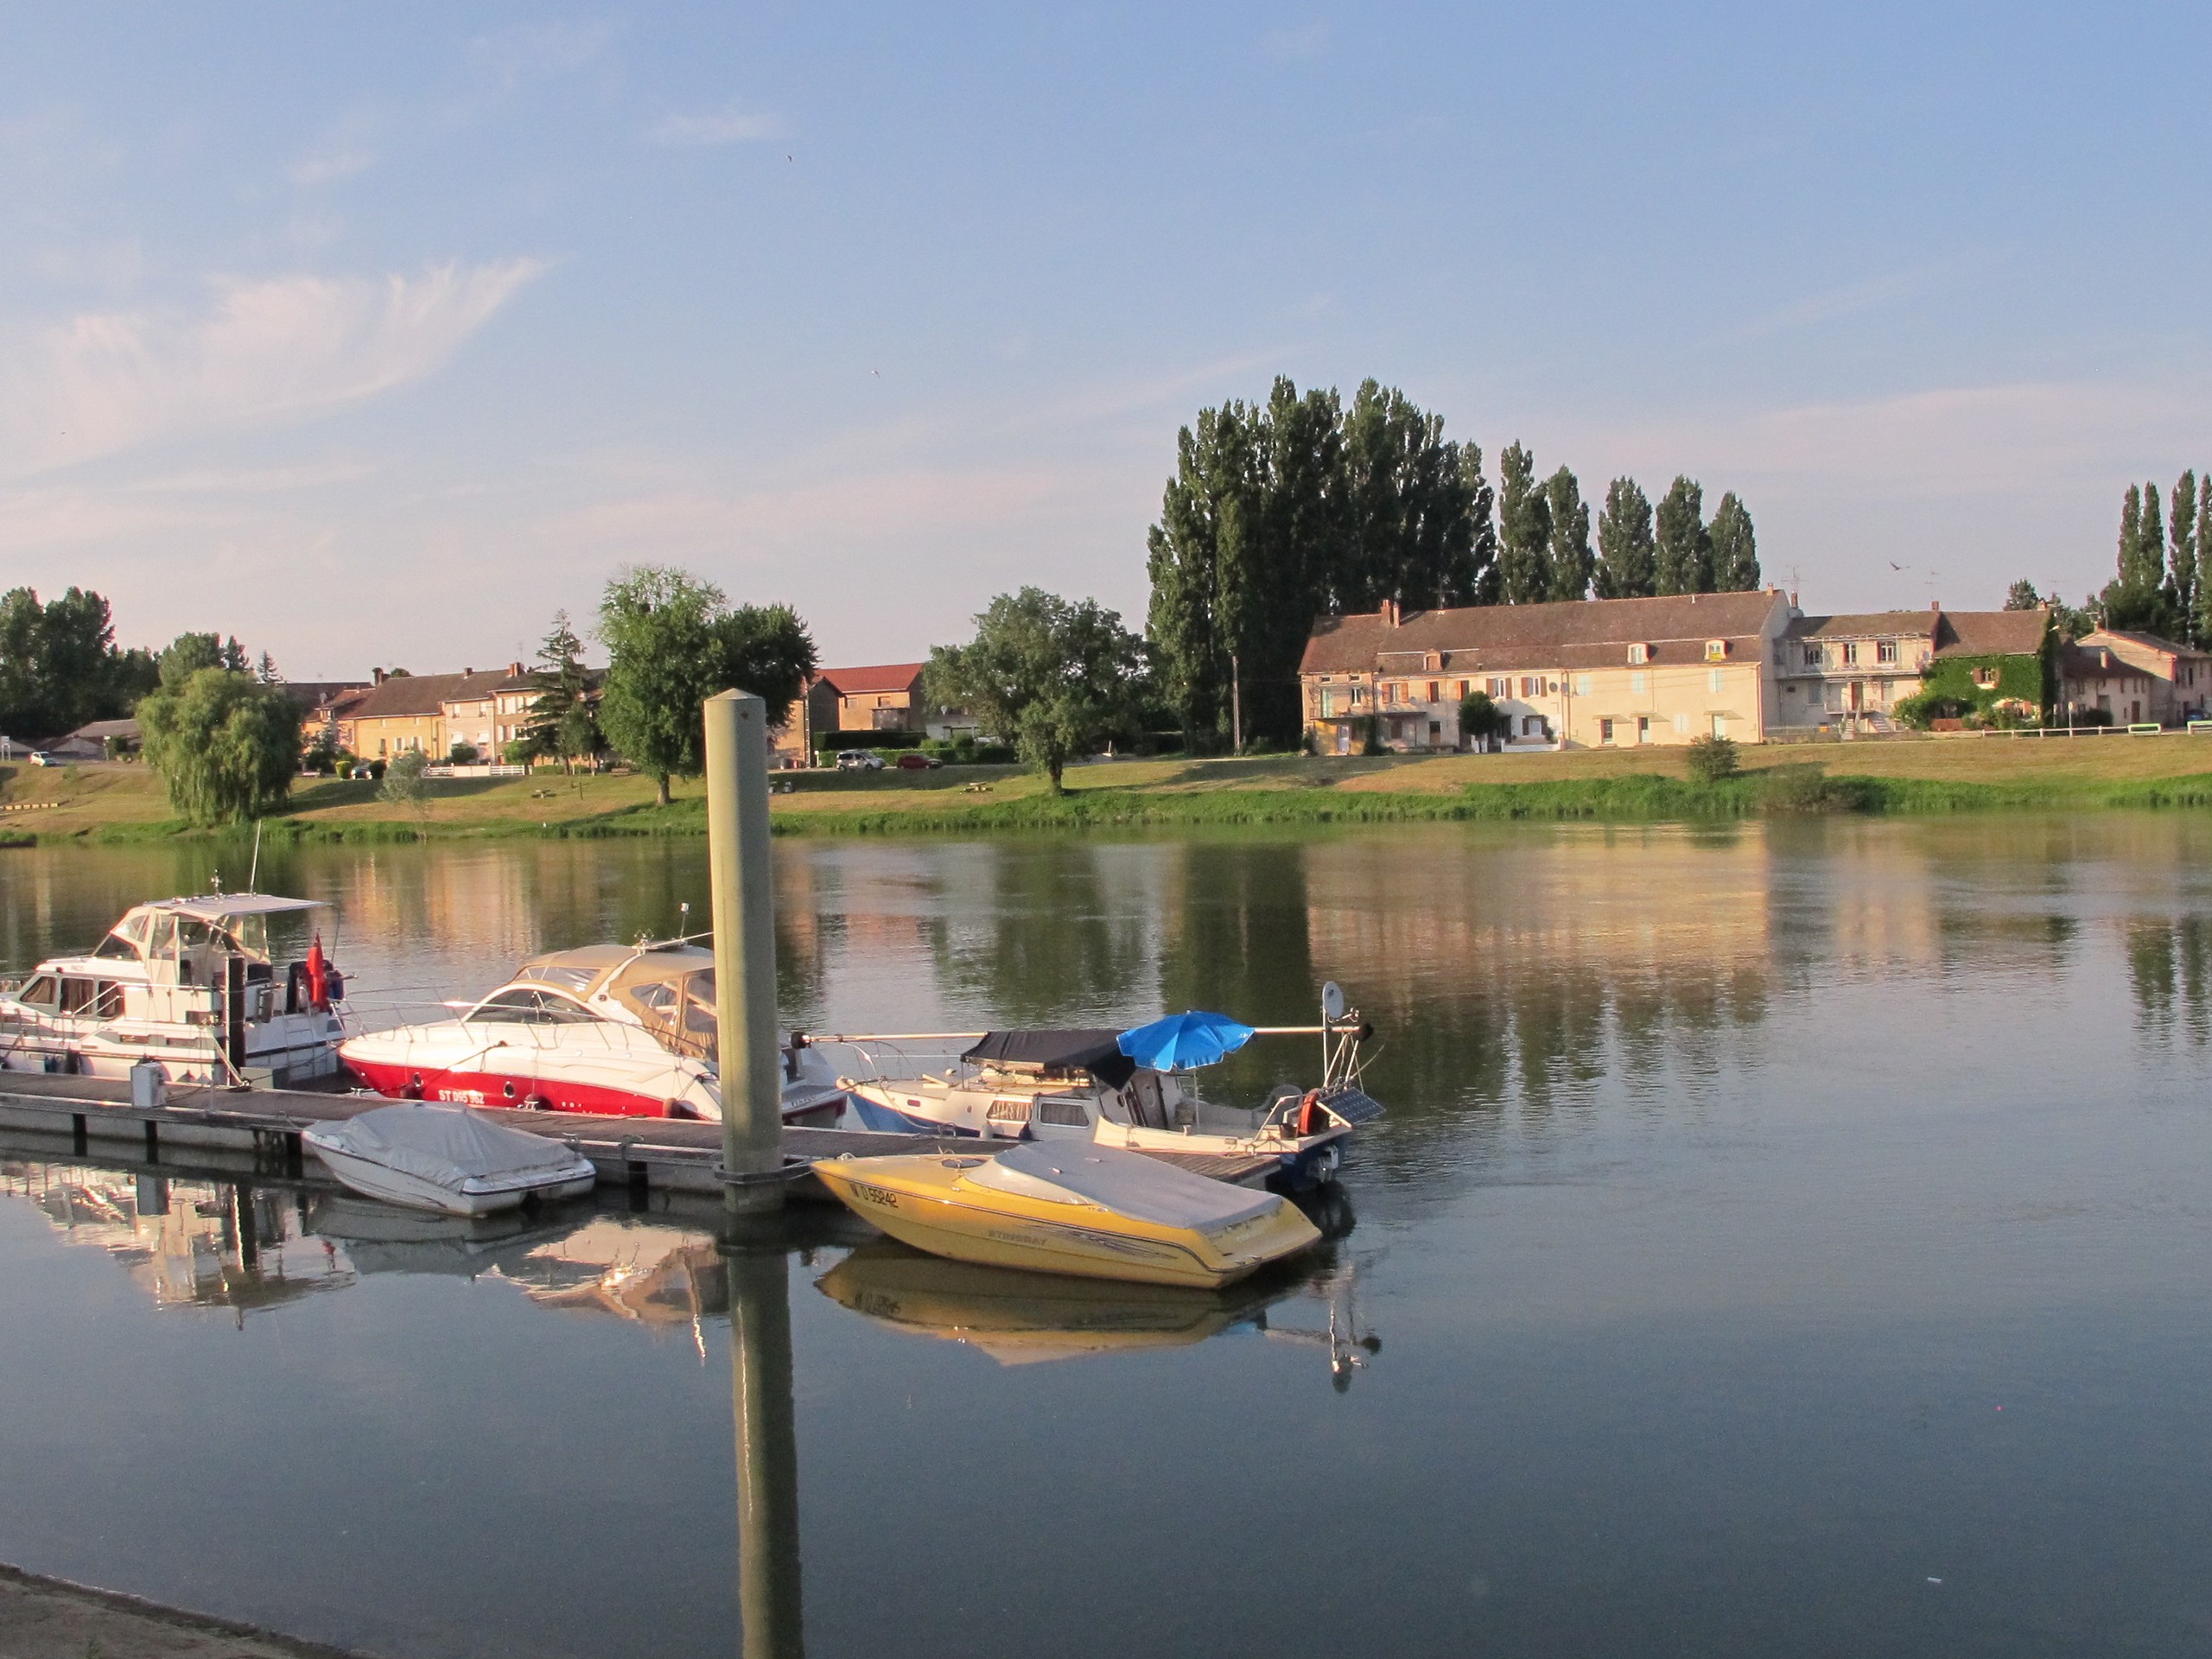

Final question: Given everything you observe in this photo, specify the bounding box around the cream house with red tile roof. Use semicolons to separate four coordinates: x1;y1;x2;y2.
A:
1300;591;1794;752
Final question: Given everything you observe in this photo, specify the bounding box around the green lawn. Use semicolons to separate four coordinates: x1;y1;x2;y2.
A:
7;732;2212;845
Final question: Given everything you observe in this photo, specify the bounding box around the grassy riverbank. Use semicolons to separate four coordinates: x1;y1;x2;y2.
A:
7;734;2212;843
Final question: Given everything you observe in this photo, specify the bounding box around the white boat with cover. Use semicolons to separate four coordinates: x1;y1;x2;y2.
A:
0;893;348;1085
303;1103;599;1216
828;986;1382;1188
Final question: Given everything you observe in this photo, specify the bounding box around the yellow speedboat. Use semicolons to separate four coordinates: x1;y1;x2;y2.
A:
810;1141;1321;1289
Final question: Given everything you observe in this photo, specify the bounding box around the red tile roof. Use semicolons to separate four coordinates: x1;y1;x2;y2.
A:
1932;611;2050;658
818;662;926;696
1300;592;1786;676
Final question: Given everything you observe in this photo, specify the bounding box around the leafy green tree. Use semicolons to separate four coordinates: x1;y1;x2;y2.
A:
2101;480;2182;637
1685;733;1739;781
1654;476;1711;595
522;609;601;770
158;632;248;692
1542;467;1592;602
2196;477;2212;650
1594;478;1656;599
1707;493;1761;591
596;566;817;806
2170;470;2199;645
137;669;299;825
1497;442;1551;604
1458;689;1509;751
926;588;1147;792
1147;397;1262;746
1338;379;1484;613
2005;580;2044;611
0;587;143;739
379;748;432;836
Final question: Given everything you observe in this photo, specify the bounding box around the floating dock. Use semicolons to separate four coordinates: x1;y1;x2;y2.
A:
0;1074;1281;1204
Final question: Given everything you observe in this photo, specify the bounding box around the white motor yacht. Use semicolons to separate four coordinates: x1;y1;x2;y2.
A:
338;941;845;1124
0;893;348;1086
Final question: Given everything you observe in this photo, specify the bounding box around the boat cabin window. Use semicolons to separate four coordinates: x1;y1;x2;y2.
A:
1033;1096;1092;1128
58;978;124;1018
15;975;59;1009
515;962;598;994
471;988;597;1024
93;932;142;961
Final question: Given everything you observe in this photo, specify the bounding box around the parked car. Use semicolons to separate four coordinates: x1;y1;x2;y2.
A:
894;752;943;769
836;749;885;772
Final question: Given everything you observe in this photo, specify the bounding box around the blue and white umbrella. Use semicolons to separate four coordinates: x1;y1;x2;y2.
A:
1117;1011;1257;1071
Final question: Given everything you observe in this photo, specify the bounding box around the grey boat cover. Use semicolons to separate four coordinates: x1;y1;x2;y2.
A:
962;1029;1137;1089
307;1103;593;1191
967;1141;1280;1231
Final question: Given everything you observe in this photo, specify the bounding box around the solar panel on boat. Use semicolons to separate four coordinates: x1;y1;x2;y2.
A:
1323;1084;1386;1124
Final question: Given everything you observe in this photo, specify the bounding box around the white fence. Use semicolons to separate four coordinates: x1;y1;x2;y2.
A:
423;763;528;779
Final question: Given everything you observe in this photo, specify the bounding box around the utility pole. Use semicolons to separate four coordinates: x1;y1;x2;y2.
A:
704;690;785;1216
1230;652;1243;755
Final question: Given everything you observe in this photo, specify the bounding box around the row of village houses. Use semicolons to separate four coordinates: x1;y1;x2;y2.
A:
29;592;2211;766
1301;590;2208;751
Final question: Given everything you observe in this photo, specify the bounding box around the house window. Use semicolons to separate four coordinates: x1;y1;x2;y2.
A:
1573;675;1592;696
1842;643;1859;665
1627;643;1649;665
1520;676;1541;698
1708;668;1725;694
1426;682;1440;703
1802;645;1822;668
1877;640;1898;664
1704;639;1726;661
1974;666;1998;688
1673;712;1689;734
1630;671;1647;694
1487;677;1510;698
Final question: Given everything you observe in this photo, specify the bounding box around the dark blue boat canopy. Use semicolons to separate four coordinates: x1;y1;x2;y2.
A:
962;1029;1136;1088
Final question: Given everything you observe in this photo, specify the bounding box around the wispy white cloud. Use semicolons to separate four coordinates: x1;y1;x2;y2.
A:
649;105;784;147
0;259;546;474
289;147;376;187
468;19;615;86
1724;265;1953;343
1262;22;1332;60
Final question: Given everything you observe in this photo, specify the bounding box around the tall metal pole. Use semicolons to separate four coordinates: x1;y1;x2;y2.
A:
727;1238;805;1659
705;690;785;1216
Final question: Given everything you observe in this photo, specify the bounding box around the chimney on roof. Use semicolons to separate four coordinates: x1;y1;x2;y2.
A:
508;661;524;677
463;666;473;677
1380;597;1400;627
1929;601;1941;612
372;667;387;686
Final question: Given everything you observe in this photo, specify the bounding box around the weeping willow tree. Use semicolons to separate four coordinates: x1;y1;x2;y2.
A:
137;667;300;825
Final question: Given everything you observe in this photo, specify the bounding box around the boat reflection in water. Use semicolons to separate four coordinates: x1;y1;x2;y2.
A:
816;1179;1378;1386
2;1160;355;1323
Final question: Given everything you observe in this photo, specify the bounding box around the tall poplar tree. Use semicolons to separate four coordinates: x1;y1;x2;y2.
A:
1146;399;1261;742
1707;493;1761;591
1542;467;1592;602
1594;478;1656;599
1653;476;1711;595
1497;442;1552;604
2170;470;2199;645
2197;477;2212;650
2103;480;2181;637
1339;379;1481;613
1459;444;1502;606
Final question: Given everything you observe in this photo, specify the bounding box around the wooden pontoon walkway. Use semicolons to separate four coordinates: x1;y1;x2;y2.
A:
0;1073;1280;1202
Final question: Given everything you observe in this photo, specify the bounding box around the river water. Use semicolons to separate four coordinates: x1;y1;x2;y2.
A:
3;821;2210;1658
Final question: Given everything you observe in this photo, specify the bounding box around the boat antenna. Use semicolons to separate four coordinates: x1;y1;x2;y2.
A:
248;819;263;893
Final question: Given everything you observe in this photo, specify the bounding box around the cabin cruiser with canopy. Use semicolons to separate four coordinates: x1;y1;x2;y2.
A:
0;893;347;1085
337;940;845;1123
829;986;1383;1187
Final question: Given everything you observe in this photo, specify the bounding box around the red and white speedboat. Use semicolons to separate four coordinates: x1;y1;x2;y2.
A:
338;943;845;1124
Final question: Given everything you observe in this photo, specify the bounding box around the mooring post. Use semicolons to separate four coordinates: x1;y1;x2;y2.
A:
726;1236;805;1658
705;690;785;1216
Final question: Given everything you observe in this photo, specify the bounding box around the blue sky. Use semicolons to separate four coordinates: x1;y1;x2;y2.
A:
3;3;2206;676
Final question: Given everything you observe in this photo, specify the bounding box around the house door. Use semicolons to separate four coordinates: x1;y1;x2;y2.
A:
1335;724;1351;756
1637;715;1651;744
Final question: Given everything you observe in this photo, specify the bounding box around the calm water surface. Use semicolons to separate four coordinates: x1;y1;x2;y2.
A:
3;821;2211;1658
